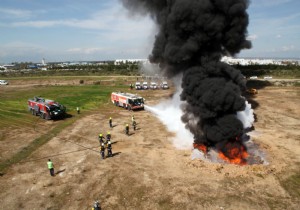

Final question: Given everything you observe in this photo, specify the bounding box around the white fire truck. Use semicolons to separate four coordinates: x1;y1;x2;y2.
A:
111;92;144;110
28;96;66;119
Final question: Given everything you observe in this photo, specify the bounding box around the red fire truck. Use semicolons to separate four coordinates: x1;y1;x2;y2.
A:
28;96;66;120
111;92;144;110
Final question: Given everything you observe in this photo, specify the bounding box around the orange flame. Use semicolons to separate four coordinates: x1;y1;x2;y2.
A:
193;143;208;154
218;141;248;165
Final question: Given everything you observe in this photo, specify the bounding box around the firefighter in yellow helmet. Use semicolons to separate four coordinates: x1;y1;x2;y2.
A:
125;123;129;136
106;131;111;142
98;133;104;144
109;117;112;128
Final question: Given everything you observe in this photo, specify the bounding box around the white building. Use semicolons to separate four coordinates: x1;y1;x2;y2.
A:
114;59;149;65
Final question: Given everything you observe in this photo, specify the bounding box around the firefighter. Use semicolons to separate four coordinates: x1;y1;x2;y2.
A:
107;140;113;157
100;143;105;159
47;159;55;176
131;115;135;126
106;131;111;142
76;107;80;114
109;117;112;128
98;133;104;144
125;123;129;135
133;120;137;131
92;201;101;210
130;83;133;90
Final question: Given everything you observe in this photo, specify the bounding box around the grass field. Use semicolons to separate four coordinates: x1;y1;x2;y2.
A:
0;79;131;173
0;76;300;209
0;83;128;129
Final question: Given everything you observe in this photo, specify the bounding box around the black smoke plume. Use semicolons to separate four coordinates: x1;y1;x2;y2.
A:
120;0;251;153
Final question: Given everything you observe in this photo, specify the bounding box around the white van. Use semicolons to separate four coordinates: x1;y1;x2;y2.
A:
0;80;9;85
249;76;258;80
264;76;273;80
142;81;148;89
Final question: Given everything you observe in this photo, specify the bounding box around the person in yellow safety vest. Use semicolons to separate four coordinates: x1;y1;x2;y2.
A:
125;123;129;135
131;115;135;125
98;133;104;144
76;107;80;114
47;159;55;176
109;117;112;128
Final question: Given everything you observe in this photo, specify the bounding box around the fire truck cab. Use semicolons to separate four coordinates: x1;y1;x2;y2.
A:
111;92;144;110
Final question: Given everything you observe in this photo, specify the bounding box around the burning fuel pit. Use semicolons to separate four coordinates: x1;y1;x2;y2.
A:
192;135;268;165
121;0;260;165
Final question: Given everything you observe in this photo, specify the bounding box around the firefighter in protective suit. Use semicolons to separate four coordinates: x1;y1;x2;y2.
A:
106;131;111;142
107;140;113;157
125;123;129;136
131;115;135;126
98;133;104;144
100;143;105;159
133;120;137;131
92;201;101;210
109;117;112;128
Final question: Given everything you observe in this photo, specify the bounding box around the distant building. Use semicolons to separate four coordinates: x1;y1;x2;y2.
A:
221;56;298;66
27;64;38;69
2;64;15;69
114;59;149;65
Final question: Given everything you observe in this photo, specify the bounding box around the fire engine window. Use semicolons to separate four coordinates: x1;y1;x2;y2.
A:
128;99;133;104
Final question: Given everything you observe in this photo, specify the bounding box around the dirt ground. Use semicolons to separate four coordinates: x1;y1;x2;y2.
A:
0;81;300;210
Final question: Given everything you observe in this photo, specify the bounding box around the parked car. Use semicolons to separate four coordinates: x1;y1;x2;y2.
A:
160;81;169;89
135;82;141;90
249;76;258;80
0;80;9;85
142;81;148;90
149;82;158;90
264;76;273;80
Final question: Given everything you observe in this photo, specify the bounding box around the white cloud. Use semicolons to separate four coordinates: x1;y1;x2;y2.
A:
8;4;152;31
0;41;45;62
282;45;295;51
66;47;105;54
0;8;36;19
276;34;282;38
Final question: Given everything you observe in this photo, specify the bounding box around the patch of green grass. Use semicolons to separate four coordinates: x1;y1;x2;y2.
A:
0;84;128;129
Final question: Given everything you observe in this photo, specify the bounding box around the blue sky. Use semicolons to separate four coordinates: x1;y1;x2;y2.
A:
0;0;299;63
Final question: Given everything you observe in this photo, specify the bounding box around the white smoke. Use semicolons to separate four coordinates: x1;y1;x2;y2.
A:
237;100;255;129
144;78;193;150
